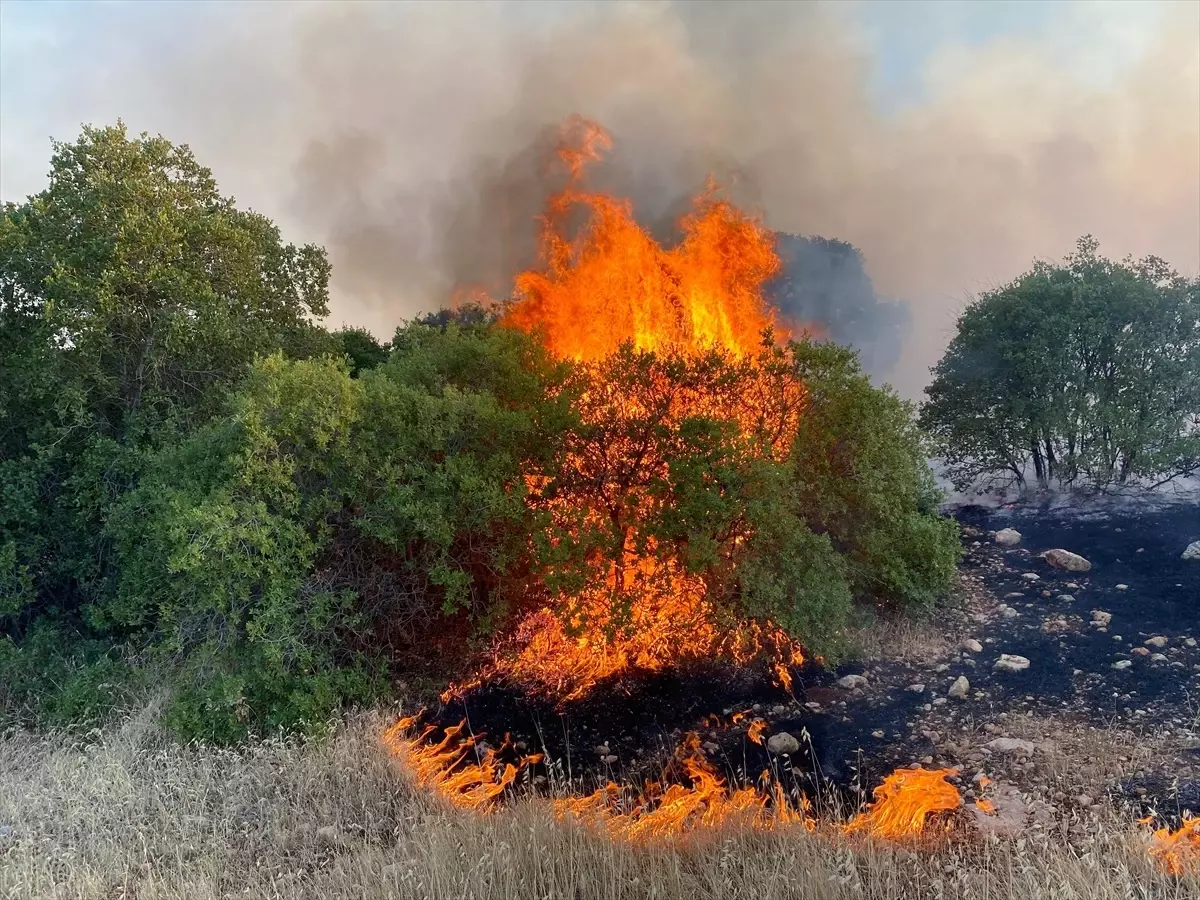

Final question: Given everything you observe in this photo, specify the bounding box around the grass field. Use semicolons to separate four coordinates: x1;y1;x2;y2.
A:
1;699;1194;900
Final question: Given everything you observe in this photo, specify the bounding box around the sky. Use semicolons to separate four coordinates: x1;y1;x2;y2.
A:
1;0;1196;397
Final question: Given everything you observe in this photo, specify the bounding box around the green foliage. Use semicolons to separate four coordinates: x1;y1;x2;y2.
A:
0;122;333;631
921;237;1200;491
0;623;146;729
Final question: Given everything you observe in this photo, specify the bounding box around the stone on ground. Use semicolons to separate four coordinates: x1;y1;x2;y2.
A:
948;676;971;700
1182;541;1200;561
837;674;868;690
994;528;1022;547
766;732;801;755
1041;549;1092;572
961;639;983;653
993;654;1031;673
986;737;1036;756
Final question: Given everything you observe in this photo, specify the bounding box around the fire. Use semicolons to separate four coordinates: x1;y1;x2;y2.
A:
841;767;963;840
383;713;542;811
552;732;813;840
1148;816;1200;874
445;115;808;704
502;116;784;362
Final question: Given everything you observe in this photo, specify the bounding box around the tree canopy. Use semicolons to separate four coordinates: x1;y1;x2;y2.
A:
920;237;1200;492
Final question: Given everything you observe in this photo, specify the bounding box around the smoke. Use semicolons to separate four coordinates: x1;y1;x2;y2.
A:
3;0;1197;397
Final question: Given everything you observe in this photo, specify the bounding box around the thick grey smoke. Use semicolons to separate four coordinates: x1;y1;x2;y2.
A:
3;0;1197;397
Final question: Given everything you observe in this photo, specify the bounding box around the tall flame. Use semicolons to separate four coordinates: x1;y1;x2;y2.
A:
502;115;786;361
1149;816;1200;874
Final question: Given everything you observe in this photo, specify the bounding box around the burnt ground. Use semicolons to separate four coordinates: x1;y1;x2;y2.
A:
411;497;1200;826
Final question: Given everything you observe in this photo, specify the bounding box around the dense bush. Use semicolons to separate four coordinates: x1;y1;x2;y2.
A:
1;122;961;740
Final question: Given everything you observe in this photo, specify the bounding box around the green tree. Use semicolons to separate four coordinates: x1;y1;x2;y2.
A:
0;123;333;626
921;237;1200;492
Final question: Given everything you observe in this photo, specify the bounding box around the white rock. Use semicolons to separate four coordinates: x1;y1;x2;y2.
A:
907;683;926;693
1091;610;1112;627
948;676;971;700
837;674;868;690
961;639;984;654
1057;594;1075;602
993;654;1031;673
1151;653;1168;662
766;732;801;755
999;606;1020;619
1041;549;1092;572
986;737;1036;756
994;528;1022;547
1020;572;1041;582
1182;541;1200;561
1116;584;1128;591
1113;659;1133;670
1144;636;1168;649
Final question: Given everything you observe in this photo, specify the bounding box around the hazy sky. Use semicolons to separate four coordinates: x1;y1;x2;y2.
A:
2;0;1197;397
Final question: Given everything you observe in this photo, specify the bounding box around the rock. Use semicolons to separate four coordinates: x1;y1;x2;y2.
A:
1144;636;1168;649
1186;638;1197;648
1020;572;1041;582
603;754;619;765
999;605;1020;619
1091;610;1112;627
1132;647;1151;657
1057;594;1076;602
1113;659;1133;670
872;730;885;739
767;732;801;755
837;674;868;690
993;654;1031;673
1116;584;1128;591
994;528;1022;547
907;683;926;693
961;639;984;654
1151;653;1168;662
702;741;720;754
1182;541;1200;561
948;676;971;700
986;737;1036;756
1041;549;1092;572
594;744;610;755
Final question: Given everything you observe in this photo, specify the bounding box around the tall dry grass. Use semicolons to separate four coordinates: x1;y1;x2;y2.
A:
0;700;1194;900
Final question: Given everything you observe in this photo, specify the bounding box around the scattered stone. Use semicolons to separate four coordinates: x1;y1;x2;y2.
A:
1091;610;1113;627
1057;594;1075;603
993;654;1031;673
837;674;868;690
1144;636;1168;649
1113;659;1133;670
961;639;984;654
999;605;1020;619
1151;653;1168;663
603;754;619;764
1004;592;1026;599
1186;638;1198;648
1041;549;1092;573
986;737;1036;756
948;676;971;700
994;528;1022;547
871;730;885;739
595;744;610;756
1182;541;1200;561
767;732;801;755
702;741;720;754
1020;572;1041;582
1132;647;1151;657
935;663;950;673
1116;584;1128;591
907;683;926;693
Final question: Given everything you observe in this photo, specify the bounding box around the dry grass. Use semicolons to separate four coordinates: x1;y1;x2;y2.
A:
1;700;1195;900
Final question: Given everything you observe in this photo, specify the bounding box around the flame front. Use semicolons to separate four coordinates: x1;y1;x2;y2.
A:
842;767;963;840
1149;816;1200;874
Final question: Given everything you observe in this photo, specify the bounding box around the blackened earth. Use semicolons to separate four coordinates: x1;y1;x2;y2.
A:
412;497;1200;822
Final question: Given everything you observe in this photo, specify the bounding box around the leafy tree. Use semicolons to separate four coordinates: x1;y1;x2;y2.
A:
921;237;1200;492
331;326;389;375
0;123;332;627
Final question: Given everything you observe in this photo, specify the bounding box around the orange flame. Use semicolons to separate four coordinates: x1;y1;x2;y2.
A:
841;768;963;840
384;715;542;811
552;732;813;840
1148;816;1200;874
453;115;810;704
502;116;785;362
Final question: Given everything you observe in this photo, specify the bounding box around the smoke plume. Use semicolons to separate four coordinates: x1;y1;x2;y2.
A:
3;0;1197;397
